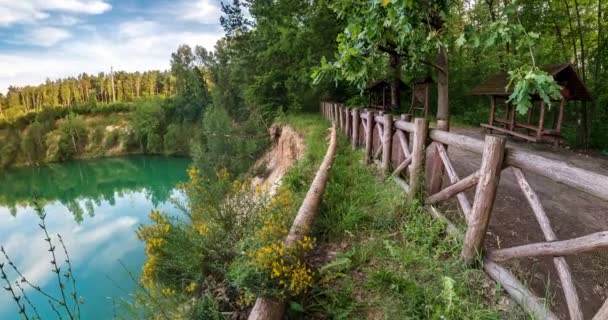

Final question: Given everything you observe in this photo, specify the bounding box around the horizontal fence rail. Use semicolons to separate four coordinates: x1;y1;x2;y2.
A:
320;101;608;320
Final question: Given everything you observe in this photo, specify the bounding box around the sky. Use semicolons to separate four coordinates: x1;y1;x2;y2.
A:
0;0;227;93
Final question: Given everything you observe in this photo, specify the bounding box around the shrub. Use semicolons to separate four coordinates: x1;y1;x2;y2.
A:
131;99;166;153
163;123;189;155
104;129;121;149
91;126;105;146
194;106;268;177
230;187;315;301
0;128;20;167
56;114;87;161
146;132;163;154
135;167;268;316
20;121;47;164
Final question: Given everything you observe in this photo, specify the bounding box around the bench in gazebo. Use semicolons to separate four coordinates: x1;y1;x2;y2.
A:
470;64;591;144
366;79;407;111
408;77;433;117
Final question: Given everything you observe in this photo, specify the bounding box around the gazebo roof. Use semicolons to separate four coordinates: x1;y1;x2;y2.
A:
470;64;591;101
366;79;408;91
412;77;433;85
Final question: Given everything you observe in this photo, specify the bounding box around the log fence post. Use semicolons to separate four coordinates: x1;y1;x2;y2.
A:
409;118;429;199
352;108;360;149
332;103;337;123
427;120;449;196
341;106;345;133
365;110;375;164
342;105;347;133
382;114;393;174
462;135;506;264
338;105;344;130
345;107;351;137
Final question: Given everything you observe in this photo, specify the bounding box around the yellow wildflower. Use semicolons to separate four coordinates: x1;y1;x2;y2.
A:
186;282;197;293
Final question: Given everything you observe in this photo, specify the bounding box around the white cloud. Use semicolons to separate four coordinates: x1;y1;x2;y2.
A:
42;0;111;15
178;0;222;24
55;15;82;26
23;26;72;47
0;21;223;92
0;1;49;26
0;0;111;26
118;20;161;38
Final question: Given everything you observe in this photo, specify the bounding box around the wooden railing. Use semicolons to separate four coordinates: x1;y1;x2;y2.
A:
320;102;608;320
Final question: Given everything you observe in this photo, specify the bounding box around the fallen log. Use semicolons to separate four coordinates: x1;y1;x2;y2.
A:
483;259;559;320
248;126;338;320
594;297;608;320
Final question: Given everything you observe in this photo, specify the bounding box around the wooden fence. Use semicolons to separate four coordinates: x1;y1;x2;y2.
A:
320;102;608;320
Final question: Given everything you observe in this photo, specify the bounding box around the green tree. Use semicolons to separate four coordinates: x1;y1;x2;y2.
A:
0;128;20;168
163;123;190;155
20;121;47;164
56;114;87;160
132;100;166;153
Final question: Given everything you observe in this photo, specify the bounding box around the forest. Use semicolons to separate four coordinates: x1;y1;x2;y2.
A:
0;70;175;117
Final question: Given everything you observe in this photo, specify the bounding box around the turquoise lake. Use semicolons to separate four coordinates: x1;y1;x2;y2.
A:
0;155;191;319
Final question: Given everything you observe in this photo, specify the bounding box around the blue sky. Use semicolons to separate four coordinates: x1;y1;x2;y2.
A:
0;0;226;93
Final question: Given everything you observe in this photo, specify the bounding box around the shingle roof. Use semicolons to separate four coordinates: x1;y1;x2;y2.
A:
470;64;591;101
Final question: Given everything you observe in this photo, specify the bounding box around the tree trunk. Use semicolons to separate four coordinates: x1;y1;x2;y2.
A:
573;0;589;147
427;46;450;195
436;46;449;130
564;0;588;147
550;1;568;61
389;53;401;111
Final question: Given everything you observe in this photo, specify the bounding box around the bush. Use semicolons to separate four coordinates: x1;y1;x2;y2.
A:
230;187;315;300
146;132;163;154
135;167;266;316
0;128;20;167
20;121;47;164
163;123;190;155
56;114;87;161
194;106;268;177
104;129;121;149
131;99;166;153
91;126;105;146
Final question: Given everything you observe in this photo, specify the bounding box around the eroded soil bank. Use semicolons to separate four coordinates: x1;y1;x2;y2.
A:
251;124;305;195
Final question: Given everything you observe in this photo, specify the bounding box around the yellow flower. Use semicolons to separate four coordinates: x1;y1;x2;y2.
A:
194;222;209;236
161;288;176;296
186;282;197;293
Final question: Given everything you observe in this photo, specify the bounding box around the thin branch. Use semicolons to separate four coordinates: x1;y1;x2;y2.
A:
58;234;81;318
15;281;41;320
419;59;446;74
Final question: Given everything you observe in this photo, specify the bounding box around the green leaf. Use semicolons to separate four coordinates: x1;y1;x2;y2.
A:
289;301;305;313
320;257;352;274
455;34;466;47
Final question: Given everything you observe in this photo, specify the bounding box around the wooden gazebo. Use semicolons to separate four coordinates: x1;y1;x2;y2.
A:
366;79;407;111
471;64;591;144
408;77;433;117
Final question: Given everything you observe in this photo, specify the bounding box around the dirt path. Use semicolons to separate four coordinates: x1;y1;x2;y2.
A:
442;127;608;319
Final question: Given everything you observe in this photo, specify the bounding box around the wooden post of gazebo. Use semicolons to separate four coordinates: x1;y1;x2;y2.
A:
409;77;433;118
366;79;407;112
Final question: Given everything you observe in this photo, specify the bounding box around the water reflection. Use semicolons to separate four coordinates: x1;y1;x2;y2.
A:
0;155;189;222
0;155;190;320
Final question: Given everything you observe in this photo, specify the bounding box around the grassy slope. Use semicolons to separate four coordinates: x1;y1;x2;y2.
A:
280;113;526;319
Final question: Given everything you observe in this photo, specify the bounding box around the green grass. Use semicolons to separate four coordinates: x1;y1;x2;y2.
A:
280;113;526;319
